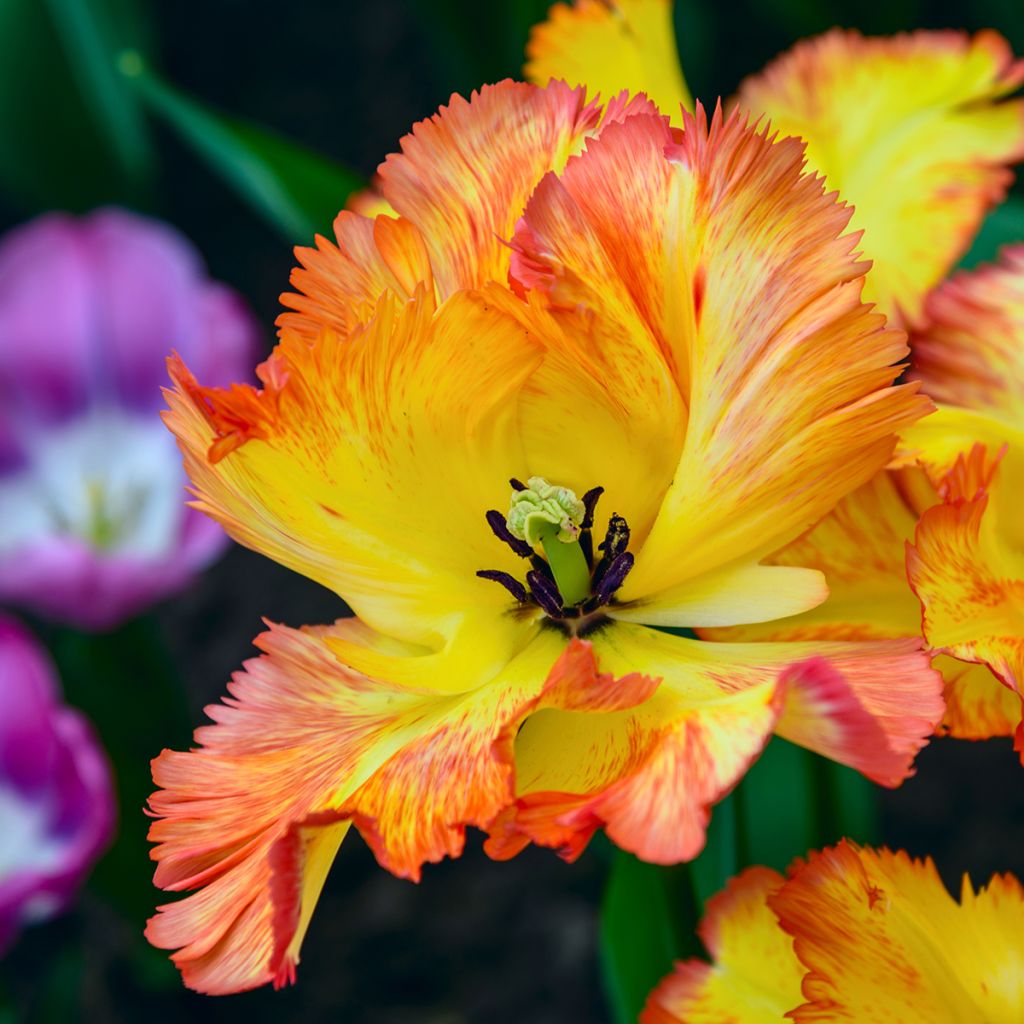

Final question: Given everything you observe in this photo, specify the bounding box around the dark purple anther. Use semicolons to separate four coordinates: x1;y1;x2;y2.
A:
594;552;634;605
527;569;564;617
598;514;630;559
580;487;604;530
475;570;529;603
485;509;534;558
509;478;528;492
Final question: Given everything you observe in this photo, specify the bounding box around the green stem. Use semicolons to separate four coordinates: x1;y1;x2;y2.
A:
538;525;591;606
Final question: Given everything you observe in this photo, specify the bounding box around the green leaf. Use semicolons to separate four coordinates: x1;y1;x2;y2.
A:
47;617;194;931
0;0;149;210
600;853;699;1024
43;0;153;186
120;53;363;242
817;760;879;846
961;197;1024;269
735;738;818;873
689;792;739;907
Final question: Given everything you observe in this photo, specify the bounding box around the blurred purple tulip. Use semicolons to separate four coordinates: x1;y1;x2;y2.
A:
0;614;114;951
0;208;259;629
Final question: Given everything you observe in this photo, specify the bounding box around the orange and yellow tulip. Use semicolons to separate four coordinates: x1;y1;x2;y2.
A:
644;841;1024;1023
148;83;945;993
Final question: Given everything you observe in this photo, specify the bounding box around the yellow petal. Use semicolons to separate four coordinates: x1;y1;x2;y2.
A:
525;0;691;114
165;289;541;665
912;245;1024;426
489;622;941;864
610;559;828;629
908;450;1024;738
147;619;566;993
511;104;928;601
939;656;1022;740
772;842;1024;1022
703;468;928;644
736;29;1024;325
641;866;803;1023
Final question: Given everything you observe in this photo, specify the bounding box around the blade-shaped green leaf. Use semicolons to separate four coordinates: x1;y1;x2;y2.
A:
44;0;153;185
0;0;147;210
961;196;1024;269
689;792;739;907
600;853;699;1024
121;53;362;242
735;737;818;873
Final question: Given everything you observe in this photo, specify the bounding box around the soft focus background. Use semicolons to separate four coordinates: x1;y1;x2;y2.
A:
1;1;1023;1020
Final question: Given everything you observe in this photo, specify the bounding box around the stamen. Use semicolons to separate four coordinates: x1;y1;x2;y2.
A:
580;486;604;530
599;514;630;560
476;570;529;603
509;478;528;492
594;552;634;605
527;569;564;617
485;509;534;559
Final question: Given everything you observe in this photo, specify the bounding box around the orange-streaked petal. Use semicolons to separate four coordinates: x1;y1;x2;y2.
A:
771;842;1024;1022
525;0;691;114
511;103;928;605
165;290;543;676
908;450;1024;746
486;623;942;865
911;245;1024;426
736;29;1024;325
147;620;568;994
641;866;803;1023
939;657;1022;740
278;81;660;340
702;468;928;645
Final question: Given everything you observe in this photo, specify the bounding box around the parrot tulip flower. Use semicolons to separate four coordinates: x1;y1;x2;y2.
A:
148;82;944;993
0;209;258;630
643;841;1024;1023
525;1;1024;325
0;614;114;951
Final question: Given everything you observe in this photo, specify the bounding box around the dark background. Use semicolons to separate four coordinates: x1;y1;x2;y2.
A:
1;1;1023;1020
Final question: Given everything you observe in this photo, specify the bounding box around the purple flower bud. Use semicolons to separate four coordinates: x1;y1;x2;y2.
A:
0;615;114;952
0;209;260;629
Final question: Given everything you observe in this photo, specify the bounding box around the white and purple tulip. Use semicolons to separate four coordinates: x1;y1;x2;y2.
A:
0;208;259;629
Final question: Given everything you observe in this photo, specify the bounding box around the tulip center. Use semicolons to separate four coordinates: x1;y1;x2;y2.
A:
477;477;634;630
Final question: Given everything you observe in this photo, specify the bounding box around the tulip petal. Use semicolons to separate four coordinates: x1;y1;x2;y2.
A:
771;842;1024;1022
525;0;690;114
908;450;1024;748
278;80;658;338
736;29;1024;324
641;866;803;1023
147;620;567;994
911;245;1024;424
487;623;941;864
165;289;543;670
511;104;928;601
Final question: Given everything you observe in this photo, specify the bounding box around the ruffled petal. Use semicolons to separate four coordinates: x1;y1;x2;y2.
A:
771;842;1024;1022
911;245;1024;424
939;657;1021;740
641;866;803;1023
736;29;1024;324
147;619;565;994
908;448;1024;747
165;289;542;669
278;80;658;338
511;104;928;604
486;623;941;864
702;468;929;645
525;0;691;114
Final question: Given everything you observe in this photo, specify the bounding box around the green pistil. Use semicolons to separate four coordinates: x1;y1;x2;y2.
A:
508;477;591;606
